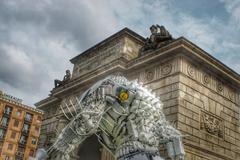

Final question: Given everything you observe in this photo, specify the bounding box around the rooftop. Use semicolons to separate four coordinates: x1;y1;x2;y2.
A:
0;91;43;114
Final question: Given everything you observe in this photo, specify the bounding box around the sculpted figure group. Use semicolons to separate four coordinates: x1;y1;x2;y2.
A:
140;25;174;54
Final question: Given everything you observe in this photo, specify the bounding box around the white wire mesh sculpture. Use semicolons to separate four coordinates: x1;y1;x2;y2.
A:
36;75;185;160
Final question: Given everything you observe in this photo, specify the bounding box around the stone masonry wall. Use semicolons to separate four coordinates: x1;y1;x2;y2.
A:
177;57;240;160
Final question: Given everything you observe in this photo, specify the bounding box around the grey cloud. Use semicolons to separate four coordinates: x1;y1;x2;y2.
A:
0;46;47;91
0;0;120;105
0;0;239;106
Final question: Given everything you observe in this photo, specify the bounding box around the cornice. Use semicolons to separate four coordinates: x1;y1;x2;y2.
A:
0;97;43;114
34;96;59;109
50;57;128;96
126;37;240;88
36;35;240;108
179;38;240;86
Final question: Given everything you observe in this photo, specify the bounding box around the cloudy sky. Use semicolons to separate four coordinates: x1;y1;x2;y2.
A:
0;0;239;106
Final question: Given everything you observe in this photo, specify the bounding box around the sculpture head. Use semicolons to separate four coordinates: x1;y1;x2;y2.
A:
150;25;158;34
66;70;70;75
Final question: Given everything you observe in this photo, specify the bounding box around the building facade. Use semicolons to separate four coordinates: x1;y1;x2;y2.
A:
36;27;240;160
0;91;43;160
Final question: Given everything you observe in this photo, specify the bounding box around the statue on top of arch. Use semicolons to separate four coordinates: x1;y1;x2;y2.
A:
140;24;174;55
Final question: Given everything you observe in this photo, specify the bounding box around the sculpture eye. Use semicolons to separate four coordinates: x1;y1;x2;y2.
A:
118;91;129;101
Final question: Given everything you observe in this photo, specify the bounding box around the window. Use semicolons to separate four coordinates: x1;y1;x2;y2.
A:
16;110;22;117
19;136;27;144
11;131;16;139
0;129;5;138
7;143;13;150
35;127;39;134
31;138;37;145
1;117;8;127
22;123;30;132
25;113;33;121
4;106;12;114
14;120;19;127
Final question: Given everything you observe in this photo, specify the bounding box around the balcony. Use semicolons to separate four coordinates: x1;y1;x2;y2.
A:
0;117;9;128
22;123;30;135
0;129;6;140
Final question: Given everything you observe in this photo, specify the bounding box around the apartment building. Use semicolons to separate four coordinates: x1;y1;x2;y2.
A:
0;91;43;160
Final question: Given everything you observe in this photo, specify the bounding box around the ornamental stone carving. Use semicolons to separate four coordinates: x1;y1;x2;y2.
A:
203;73;210;85
187;65;195;77
216;81;223;93
200;111;223;138
145;69;154;81
161;63;172;76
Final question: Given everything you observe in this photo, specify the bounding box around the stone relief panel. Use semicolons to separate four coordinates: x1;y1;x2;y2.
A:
200;111;224;138
161;63;172;76
216;81;224;94
139;59;181;83
144;69;155;81
187;64;195;78
139;60;177;83
202;73;211;86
